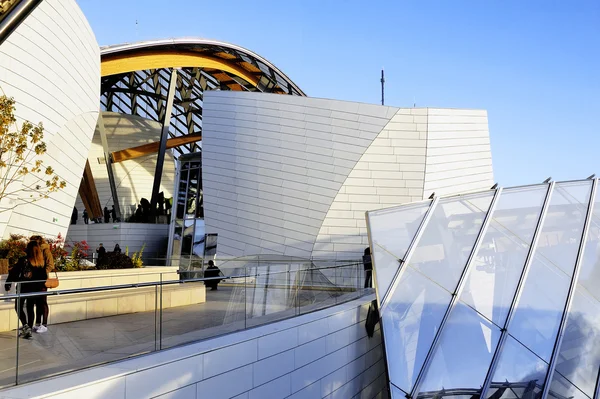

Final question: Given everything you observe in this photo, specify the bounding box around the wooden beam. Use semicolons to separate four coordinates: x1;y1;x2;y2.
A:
78;159;103;219
101;51;259;87
111;133;202;163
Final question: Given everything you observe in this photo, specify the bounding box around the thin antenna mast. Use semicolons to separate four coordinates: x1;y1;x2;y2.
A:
380;69;385;106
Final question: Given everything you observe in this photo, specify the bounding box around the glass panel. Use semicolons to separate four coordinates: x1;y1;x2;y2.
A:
417;303;501;398
509;181;592;362
0;287;20;388
553;289;600;396
186;168;199;218
460;186;547;326
548;371;589;399
15;284;158;385
510;258;571;362
368;202;431;301
245;261;298;327
181;220;194;256
160;259;246;350
409;192;494;292
391;384;409;399
383;267;451;392
485;336;547;399
553;193;600;397
577;195;600;299
192;220;206;258
176;169;188;219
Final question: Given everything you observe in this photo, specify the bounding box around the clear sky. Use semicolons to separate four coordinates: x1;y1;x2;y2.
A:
78;0;599;186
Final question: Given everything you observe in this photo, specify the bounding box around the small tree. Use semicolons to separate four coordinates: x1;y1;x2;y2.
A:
0;94;66;211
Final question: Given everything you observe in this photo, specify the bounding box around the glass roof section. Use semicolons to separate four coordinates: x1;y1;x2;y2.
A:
366;178;600;399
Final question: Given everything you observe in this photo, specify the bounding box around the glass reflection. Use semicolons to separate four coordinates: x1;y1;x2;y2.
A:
368;202;431;301
553;289;600;397
384;267;451;393
485;336;547;399
409;192;494;292
552;193;600;397
548;371;589;399
460;186;547;327
509;181;592;362
417;303;501;398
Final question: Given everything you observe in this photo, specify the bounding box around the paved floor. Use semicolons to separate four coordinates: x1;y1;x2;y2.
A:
0;285;366;389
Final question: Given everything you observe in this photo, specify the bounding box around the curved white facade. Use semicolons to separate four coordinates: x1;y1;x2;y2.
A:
0;0;100;238
202;91;493;259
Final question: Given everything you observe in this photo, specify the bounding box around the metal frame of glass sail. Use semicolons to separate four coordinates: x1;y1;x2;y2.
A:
366;178;600;399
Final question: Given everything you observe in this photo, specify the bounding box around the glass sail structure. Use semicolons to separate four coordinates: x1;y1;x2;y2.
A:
366;179;600;399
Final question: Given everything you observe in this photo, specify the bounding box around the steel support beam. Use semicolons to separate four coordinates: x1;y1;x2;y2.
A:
150;68;177;221
0;0;41;46
479;182;555;399
541;179;598;398
97;113;122;221
410;188;503;398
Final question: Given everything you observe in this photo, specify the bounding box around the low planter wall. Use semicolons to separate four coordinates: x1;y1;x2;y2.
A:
0;267;206;332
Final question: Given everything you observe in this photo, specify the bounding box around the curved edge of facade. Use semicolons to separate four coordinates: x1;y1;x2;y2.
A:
100;37;306;96
0;0;100;239
202;91;493;259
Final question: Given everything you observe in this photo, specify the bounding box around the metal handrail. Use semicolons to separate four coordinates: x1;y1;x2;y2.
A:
6;262;362;300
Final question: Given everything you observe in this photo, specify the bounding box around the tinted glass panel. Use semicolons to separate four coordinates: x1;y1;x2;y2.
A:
368;202;431;300
510;181;592;361
418;303;501;397
460;186;547;326
485;336;547;399
409;192;494;292
384;267;451;393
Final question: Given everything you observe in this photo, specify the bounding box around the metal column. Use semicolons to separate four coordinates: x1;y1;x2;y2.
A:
541;178;598;398
97;113;122;221
150;69;178;220
479;182;555;399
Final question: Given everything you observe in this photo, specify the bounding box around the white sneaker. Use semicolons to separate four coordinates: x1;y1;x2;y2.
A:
32;325;40;332
35;325;47;333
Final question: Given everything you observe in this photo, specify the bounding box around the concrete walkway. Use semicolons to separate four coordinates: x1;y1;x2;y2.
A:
0;285;363;389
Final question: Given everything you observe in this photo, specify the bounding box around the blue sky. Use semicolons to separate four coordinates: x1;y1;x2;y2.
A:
78;0;599;186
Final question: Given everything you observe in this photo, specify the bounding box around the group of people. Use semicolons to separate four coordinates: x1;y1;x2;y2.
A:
5;236;54;339
71;205;120;225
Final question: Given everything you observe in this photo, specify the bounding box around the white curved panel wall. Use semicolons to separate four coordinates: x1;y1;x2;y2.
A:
202;92;493;259
73;112;176;220
0;0;100;238
202;91;399;258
